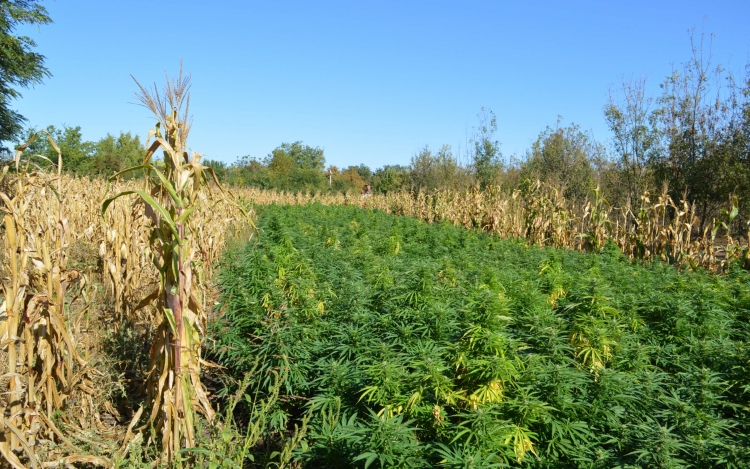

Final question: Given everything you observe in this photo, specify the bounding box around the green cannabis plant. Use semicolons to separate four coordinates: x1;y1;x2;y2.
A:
214;204;750;468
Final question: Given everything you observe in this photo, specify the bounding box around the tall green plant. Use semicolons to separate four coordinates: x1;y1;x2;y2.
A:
471;107;502;189
102;67;232;462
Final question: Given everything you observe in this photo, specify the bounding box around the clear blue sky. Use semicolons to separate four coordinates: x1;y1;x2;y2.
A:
14;0;750;169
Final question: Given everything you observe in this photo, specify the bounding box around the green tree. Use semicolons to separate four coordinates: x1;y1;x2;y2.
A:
267;141;326;171
288;167;326;192
654;31;747;229
373;165;409;194
0;0;52;150
56;126;94;173
410;146;437;192
267;149;295;175
410;145;470;192
261;141;327;192
88;132;144;176
604;78;662;205
331;166;366;194
471;107;503;188
523;118;599;201
16;125;93;173
16;124;53;161
230;155;273;188
203;158;230;182
347;163;373;183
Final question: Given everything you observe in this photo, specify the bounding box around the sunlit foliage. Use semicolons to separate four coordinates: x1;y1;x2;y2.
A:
215;204;750;468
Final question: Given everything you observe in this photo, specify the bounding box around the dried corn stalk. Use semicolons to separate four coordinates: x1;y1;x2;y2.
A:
102;67;246;462
0;134;92;468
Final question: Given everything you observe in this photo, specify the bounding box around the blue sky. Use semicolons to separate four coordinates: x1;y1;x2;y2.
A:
14;0;750;169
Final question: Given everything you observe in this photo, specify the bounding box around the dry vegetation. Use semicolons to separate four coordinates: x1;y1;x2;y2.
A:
0;74;249;467
0;167;247;467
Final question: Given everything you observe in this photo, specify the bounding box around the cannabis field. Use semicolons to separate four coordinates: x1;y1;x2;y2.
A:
215;203;750;468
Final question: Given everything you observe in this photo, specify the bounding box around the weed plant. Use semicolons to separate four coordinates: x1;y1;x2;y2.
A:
215;203;750;468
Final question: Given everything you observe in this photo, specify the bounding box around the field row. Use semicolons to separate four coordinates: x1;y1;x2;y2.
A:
232;181;750;272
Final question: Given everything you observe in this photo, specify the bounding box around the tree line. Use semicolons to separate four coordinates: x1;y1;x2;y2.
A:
207;32;750;235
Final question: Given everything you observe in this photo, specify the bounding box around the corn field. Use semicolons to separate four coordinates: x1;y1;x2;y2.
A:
0;81;249;469
0;174;247;466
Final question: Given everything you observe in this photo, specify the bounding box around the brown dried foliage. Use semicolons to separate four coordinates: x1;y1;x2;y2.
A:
0;132;248;467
